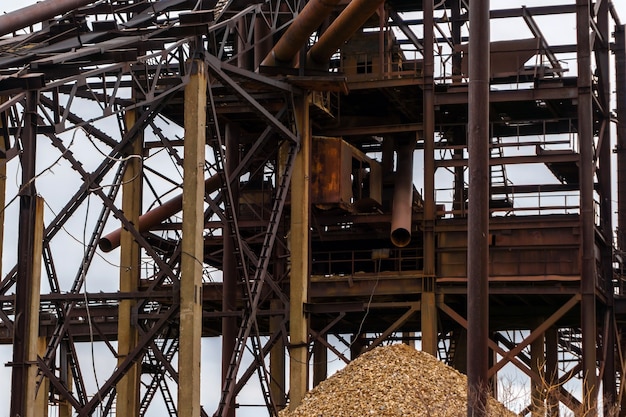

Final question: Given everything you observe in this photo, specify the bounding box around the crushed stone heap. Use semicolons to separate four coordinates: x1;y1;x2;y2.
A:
279;343;516;417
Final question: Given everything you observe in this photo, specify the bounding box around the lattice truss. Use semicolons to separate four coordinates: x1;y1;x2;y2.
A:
0;1;303;416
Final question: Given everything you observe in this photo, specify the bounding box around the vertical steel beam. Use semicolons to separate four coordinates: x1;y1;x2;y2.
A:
116;108;143;417
289;94;310;410
25;196;44;417
35;336;49;417
530;323;546;417
466;0;490;415
597;1;616;412
545;327;559;417
312;336;327;387
617;25;626;255
269;298;286;409
450;0;465;217
421;0;437;357
577;1;598;414
222;123;239;417
254;5;273;70
178;57;207;417
10;89;38;417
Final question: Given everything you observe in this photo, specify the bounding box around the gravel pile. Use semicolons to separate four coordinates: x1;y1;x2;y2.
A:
279;343;516;417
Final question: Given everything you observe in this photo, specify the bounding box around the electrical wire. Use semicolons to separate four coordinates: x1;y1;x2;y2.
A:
81;194;104;412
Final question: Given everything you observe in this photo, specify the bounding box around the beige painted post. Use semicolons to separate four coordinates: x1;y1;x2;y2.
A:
178;58;207;417
35;336;49;417
117;108;143;417
289;94;310;410
25;196;44;417
270;298;286;408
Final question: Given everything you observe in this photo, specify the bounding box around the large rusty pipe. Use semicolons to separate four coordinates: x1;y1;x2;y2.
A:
260;0;342;67
306;0;385;68
390;142;414;248
98;175;221;252
0;0;96;38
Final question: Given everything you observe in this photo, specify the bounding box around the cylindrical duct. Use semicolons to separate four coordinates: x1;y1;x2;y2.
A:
0;0;95;38
261;0;341;67
98;175;221;252
390;142;415;247
306;0;385;68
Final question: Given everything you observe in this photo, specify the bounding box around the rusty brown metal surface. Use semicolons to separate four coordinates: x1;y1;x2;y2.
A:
0;0;96;37
466;0;490;415
0;1;622;416
261;0;342;67
98;175;221;252
390;141;415;247
306;0;385;68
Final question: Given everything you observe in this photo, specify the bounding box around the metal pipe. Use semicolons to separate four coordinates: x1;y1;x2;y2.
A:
0;0;95;38
98;175;221;252
617;26;626;255
306;0;385;68
261;0;341;67
577;0;598;413
466;0;490;416
390;141;414;248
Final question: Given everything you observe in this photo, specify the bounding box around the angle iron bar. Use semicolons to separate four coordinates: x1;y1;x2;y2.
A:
388;9;424;52
76;305;179;417
39;100;182;299
219;60;295;92
106;71;125;116
0;93;26;115
52;80;187;135
216;139;298;417
233;316;289;395
64;331;89;406
208;76;275;417
36;356;83;410
158;376;178;417
100;387;117;417
217;26;232;61
0;308;13;334
210;4;261;33
205;54;298;143
37;163;125;382
488;295;581;377
140;339;179;416
39;93;118;149
310;329;350;364
42;243;61;295
521;6;563;75
363;304;421;353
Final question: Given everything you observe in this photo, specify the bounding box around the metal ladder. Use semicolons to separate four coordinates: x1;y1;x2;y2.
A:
139;336;180;417
213;0;232;21
206;84;298;416
490;136;511;208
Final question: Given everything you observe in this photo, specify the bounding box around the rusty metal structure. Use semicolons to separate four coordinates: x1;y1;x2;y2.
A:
0;0;625;416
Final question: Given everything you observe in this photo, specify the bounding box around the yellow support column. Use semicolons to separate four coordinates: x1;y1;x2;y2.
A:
270;298;286;409
178;58;207;417
421;0;438;358
24;196;44;417
289;93;310;410
116;109;143;417
35;336;49;417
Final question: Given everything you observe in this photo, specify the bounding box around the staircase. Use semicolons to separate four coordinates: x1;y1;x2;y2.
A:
490;136;513;211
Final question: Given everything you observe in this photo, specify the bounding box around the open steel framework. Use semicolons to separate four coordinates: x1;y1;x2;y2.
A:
0;0;625;416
